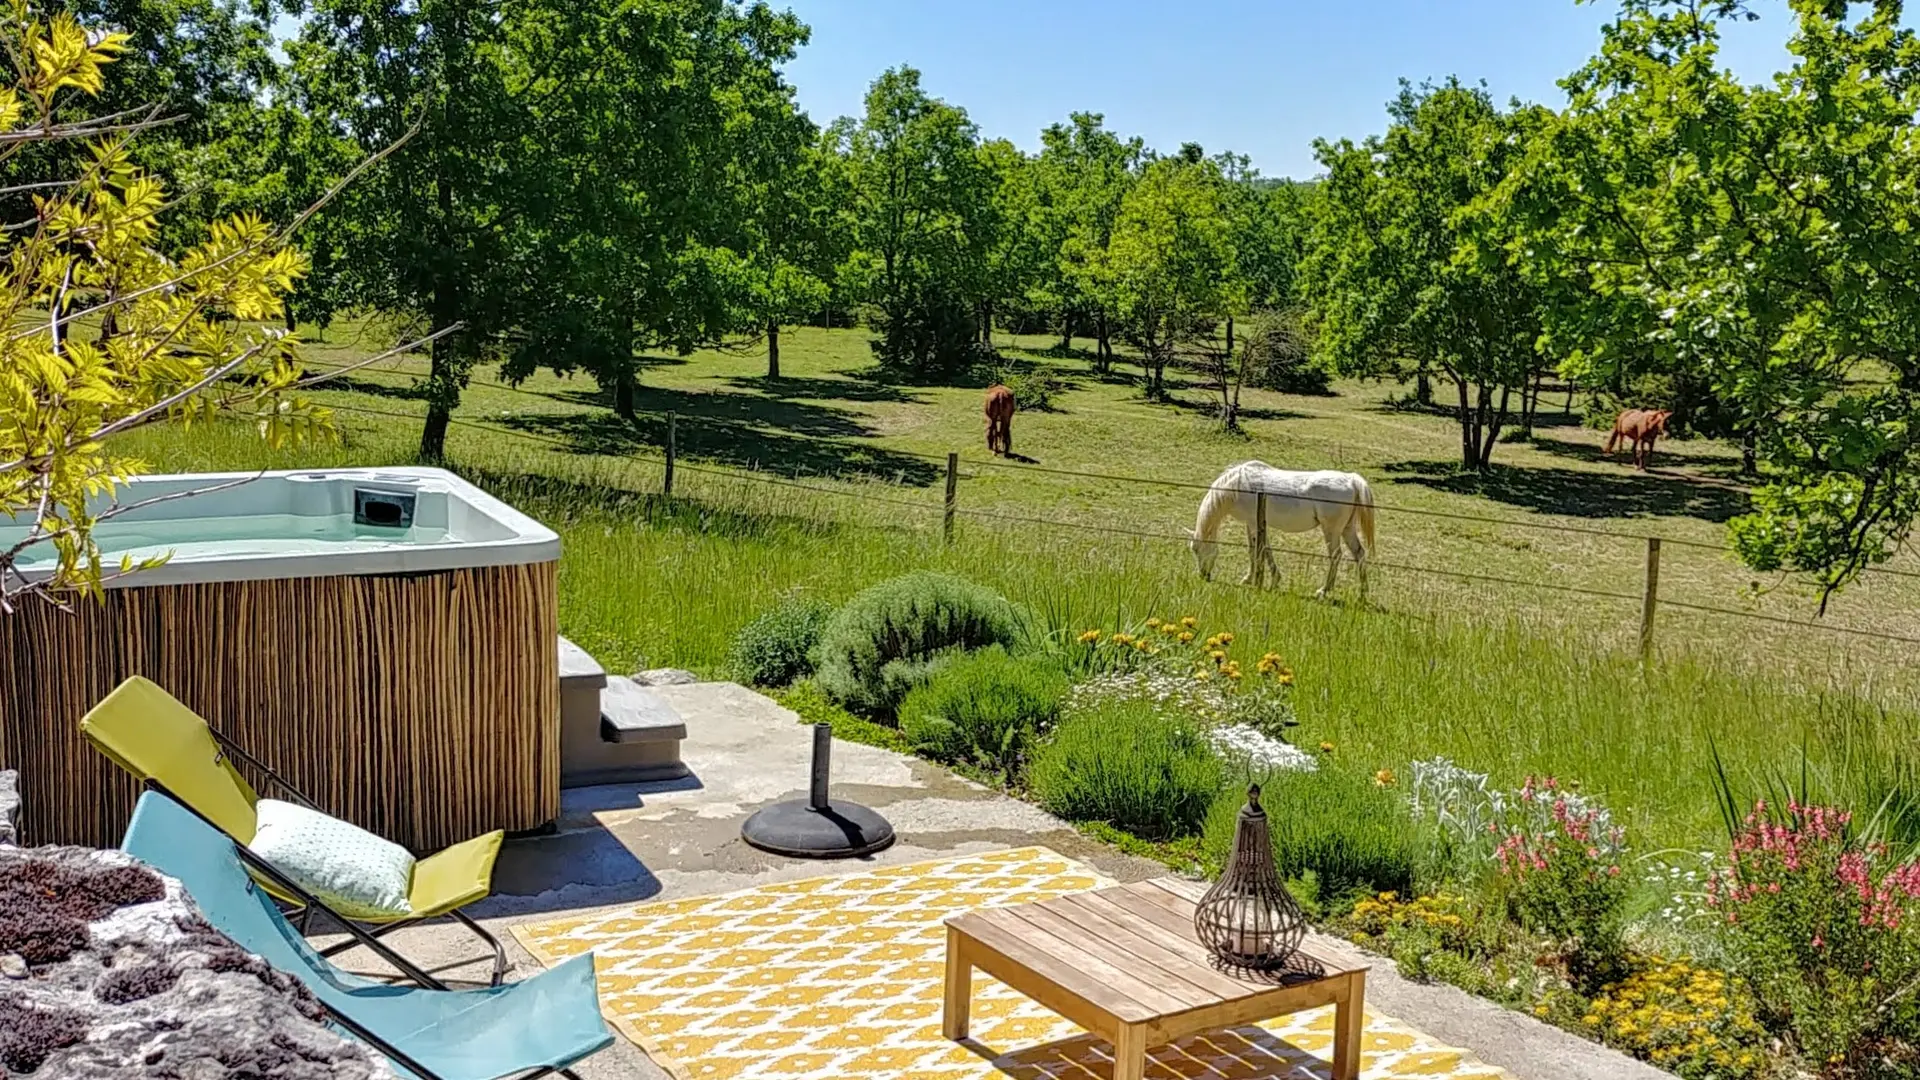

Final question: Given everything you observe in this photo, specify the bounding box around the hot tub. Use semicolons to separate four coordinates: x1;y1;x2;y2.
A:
0;468;563;849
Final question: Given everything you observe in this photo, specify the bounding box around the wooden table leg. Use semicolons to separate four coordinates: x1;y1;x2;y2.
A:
1333;971;1365;1080
1113;1022;1146;1080
942;926;972;1041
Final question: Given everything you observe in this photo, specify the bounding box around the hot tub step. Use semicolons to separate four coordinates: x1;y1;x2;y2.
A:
558;635;607;691
600;677;688;744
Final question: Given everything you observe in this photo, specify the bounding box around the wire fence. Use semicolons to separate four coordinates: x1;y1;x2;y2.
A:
315;393;1920;654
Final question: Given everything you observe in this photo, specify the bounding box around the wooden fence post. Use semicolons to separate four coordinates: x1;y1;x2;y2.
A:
664;413;676;496
943;453;958;544
1640;537;1661;660
1253;492;1269;589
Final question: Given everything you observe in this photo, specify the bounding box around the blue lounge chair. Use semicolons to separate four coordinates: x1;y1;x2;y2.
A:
121;789;613;1080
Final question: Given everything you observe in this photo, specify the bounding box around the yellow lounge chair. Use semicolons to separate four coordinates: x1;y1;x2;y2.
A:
81;675;509;985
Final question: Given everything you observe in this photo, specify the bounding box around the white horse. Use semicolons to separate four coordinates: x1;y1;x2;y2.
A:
1186;461;1376;597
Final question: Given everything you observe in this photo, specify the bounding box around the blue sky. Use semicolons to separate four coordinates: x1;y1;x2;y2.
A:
779;0;1833;179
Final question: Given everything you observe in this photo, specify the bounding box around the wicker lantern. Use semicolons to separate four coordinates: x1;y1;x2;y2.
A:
1194;784;1306;971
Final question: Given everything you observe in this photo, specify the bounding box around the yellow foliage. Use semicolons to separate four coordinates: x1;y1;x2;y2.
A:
0;4;328;608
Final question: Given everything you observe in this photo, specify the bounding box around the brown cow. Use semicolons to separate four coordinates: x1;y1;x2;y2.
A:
984;384;1016;456
1604;408;1672;470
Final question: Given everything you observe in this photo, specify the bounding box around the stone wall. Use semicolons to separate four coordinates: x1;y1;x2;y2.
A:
0;771;392;1079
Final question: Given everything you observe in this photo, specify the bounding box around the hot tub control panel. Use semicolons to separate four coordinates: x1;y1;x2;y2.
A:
353;488;416;529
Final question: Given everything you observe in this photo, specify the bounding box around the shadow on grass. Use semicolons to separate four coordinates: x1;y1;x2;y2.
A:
1369;397;1588;429
1162;394;1310;423
320;375;430;402
497;410;942;487
457;466;891;542
547;384;876;442
719;374;927;405
1381;458;1751;522
1524;431;1749;476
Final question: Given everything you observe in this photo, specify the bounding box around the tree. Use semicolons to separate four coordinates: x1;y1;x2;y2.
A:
2;0;282;254
734;117;838;382
1104;156;1239;400
0;9;333;609
976;137;1047;347
837;66;995;378
1302;79;1549;469
281;0;527;459
1034;112;1142;369
497;0;815;410
1504;0;1920;604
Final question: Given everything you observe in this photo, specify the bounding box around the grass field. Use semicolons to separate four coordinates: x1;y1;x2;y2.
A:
113;319;1920;850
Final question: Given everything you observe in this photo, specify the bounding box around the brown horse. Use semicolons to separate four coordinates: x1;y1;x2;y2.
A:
984;385;1016;456
1605;408;1672;470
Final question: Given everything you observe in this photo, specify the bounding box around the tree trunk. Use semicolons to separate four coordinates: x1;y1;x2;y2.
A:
1417;366;1433;407
420;121;459;463
1565;378;1575;415
1741;429;1758;477
1479;383;1511;468
1059;318;1072;353
1225;315;1234;358
613;314;638;419
284;308;296;333
1453;375;1474;469
613;366;636;418
420;328;456;462
767;319;781;380
1096;311;1112;373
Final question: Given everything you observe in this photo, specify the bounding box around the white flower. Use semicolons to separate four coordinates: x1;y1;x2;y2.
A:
1207;724;1316;774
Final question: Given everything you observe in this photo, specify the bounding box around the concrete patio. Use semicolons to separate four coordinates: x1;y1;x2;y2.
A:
319;680;1668;1080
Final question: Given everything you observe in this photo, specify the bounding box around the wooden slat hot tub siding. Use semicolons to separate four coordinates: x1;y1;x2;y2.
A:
0;561;560;850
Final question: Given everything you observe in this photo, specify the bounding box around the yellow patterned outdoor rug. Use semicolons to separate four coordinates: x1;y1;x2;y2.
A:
511;848;1512;1080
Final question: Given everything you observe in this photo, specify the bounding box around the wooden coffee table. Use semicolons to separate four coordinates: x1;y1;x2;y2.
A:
943;878;1369;1080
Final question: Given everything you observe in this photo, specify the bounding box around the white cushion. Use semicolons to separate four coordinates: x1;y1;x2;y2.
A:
249;799;415;920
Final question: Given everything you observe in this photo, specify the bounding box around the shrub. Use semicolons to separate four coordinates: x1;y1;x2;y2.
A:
1561;956;1770;1080
898;647;1067;777
990;365;1062;411
869;289;992;380
727;597;834;687
1708;800;1920;1067
772;680;912;754
1239;310;1331;395
811;571;1028;716
1493;777;1631;987
1029;700;1222;840
1064;617;1299;739
1207;765;1429;906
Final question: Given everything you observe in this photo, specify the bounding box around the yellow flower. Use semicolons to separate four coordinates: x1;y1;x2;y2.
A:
1181;616;1198;628
1219;632;1234;644
1319;741;1335;754
1146;617;1162;629
1533;1005;1550;1017
1374;769;1396;787
1194;671;1212;681
1078;629;1101;643
1209;649;1227;661
1178;631;1194;643
1111;632;1132;645
1275;668;1295;685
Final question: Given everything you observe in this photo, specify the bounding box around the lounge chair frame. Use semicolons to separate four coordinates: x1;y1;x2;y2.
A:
148;780;581;1080
203;725;509;986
